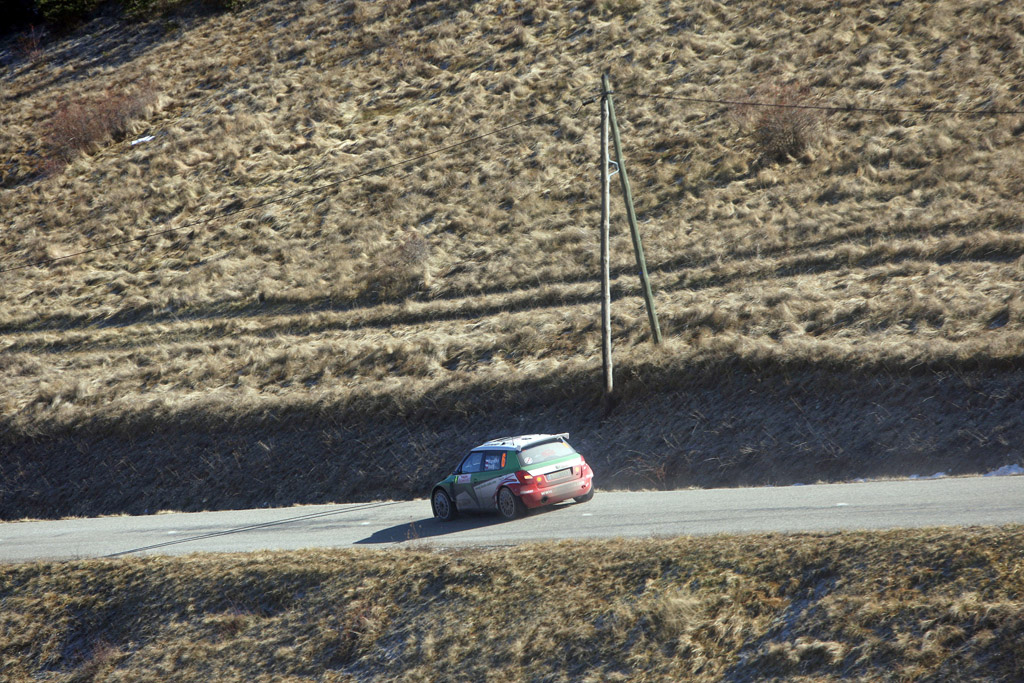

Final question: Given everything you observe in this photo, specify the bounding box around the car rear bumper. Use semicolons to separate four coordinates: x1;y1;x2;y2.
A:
519;466;593;509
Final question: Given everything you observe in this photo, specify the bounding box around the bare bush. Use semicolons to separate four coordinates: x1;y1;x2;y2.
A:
359;230;432;302
46;84;158;166
732;82;823;162
15;25;48;63
74;639;123;680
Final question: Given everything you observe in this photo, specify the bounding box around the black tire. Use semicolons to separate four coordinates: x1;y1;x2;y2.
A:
432;488;457;521
574;488;594;504
497;487;527;520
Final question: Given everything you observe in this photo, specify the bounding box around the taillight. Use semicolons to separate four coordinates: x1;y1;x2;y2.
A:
516;470;545;485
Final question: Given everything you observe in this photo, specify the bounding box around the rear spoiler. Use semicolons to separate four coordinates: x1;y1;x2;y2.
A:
522;433;570;450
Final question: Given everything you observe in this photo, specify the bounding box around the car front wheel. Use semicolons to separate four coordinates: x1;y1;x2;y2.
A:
497;487;526;520
432;488;457;521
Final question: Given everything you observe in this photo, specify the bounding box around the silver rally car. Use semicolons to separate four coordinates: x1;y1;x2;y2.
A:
431;433;595;521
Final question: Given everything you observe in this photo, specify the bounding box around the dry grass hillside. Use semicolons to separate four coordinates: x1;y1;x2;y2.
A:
1;0;1023;518
2;528;1023;681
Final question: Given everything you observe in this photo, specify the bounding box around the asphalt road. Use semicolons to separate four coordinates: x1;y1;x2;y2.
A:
2;476;1022;563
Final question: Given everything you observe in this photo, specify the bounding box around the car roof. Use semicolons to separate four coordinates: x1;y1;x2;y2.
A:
474;433;570;452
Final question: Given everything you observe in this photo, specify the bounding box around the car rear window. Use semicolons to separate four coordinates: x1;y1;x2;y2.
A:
519;440;577;466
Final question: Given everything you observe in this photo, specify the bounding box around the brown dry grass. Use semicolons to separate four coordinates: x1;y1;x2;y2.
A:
1;0;1023;518
2;527;1023;681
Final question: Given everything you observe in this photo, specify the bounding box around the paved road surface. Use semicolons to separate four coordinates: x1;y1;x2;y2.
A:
1;476;1022;563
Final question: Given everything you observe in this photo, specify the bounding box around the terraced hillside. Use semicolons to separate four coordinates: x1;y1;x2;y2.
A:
2;0;1023;518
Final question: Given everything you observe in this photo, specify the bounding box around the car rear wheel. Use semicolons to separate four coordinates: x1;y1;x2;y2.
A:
574;488;594;504
497;487;526;520
432;488;457;521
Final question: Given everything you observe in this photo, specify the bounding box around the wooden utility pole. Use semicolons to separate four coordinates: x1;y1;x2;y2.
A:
604;73;663;344
600;78;614;397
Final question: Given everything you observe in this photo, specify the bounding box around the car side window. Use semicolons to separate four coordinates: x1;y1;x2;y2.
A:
460;451;484;474
482;452;503;471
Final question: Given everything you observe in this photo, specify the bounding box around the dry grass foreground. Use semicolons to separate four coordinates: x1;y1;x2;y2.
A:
2;527;1023;682
2;0;1024;519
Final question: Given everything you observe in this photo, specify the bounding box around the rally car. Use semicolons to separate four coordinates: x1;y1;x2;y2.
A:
431;433;594;521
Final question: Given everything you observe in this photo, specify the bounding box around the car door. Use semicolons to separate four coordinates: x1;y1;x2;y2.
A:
471;450;509;510
452;451;484;511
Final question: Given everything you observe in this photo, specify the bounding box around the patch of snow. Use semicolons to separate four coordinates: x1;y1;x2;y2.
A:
909;472;947;480
984;464;1024;477
129;135;155;146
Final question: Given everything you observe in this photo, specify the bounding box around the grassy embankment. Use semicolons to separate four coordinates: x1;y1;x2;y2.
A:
2;0;1023;519
2;527;1023;681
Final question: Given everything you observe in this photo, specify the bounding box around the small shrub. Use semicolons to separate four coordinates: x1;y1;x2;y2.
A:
122;0;185;19
34;0;253;29
73;640;123;681
34;0;101;27
15;25;48;62
359;230;432;302
732;82;823;162
202;0;254;11
46;84;157;167
599;0;642;18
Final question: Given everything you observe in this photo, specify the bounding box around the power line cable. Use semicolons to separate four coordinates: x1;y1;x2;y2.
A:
1;100;590;275
612;90;1024;116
